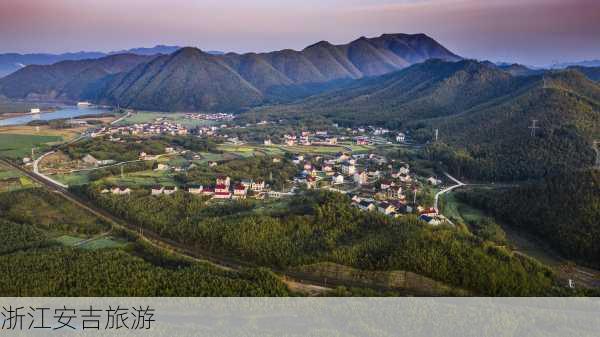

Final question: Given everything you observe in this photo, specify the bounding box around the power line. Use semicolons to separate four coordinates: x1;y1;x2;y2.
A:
594;140;600;169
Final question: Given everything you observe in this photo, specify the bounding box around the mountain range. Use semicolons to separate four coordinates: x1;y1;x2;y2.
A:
0;45;227;78
245;59;600;180
0;34;461;110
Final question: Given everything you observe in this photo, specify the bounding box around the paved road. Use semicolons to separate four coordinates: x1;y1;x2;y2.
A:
433;172;466;214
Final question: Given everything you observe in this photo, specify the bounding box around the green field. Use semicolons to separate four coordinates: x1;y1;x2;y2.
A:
102;169;176;187
441;192;489;225
0;133;62;158
0;164;38;192
275;144;347;154
117;112;220;128
53;171;91;186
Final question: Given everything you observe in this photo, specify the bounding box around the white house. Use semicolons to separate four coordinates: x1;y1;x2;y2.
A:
232;184;248;199
427;177;441;186
396;133;406;143
251;180;265;192
353;171;368;185
151;187;164;196
216;176;231;187
163;186;178;195
111;186;131;195
342;164;356;175
332;174;344;185
188;185;204;194
155;163;170;171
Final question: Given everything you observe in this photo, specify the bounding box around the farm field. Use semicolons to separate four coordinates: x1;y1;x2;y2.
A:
0;133;62;158
53;171;91;186
0;163;38;192
117;111;220;128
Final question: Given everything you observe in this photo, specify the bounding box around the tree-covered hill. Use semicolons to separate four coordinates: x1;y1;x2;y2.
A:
456;169;600;269
245;61;599;181
0;34;460;111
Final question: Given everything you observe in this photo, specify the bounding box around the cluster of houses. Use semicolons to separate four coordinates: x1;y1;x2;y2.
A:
101;175;268;200
184;113;235;121
91;119;189;138
288;150;448;225
186;175;267;200
276;131;339;147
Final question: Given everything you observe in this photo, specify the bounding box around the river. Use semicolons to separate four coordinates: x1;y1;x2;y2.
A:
0;106;112;126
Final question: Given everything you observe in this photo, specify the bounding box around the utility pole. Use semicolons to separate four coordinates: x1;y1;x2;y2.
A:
434;129;439;142
529;120;539;137
594;141;600;169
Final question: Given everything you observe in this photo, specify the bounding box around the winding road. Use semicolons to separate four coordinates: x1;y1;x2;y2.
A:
433;172;466;224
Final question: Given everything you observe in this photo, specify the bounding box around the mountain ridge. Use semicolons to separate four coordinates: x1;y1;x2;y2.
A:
0;33;461;110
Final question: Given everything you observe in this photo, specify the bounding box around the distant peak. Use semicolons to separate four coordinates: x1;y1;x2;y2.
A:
173;47;205;57
304;40;333;50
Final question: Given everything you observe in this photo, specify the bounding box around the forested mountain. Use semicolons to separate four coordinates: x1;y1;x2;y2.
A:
0;54;154;101
245;59;532;125
0;34;461;110
0;45;195;78
569;66;600;82
456;170;600;269
425;70;599;180
246;60;600;181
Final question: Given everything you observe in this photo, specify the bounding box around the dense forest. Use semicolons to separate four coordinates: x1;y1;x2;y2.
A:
74;186;567;296
0;188;290;296
455;169;600;269
0;248;289;296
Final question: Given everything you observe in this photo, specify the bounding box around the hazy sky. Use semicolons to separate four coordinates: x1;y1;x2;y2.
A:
1;0;599;66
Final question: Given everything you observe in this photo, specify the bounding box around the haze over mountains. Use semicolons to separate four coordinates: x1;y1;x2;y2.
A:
0;45;225;78
0;34;461;111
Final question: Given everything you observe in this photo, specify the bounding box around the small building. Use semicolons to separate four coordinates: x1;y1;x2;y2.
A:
216;176;231;187
264;139;272;146
332;174;344;185
208;161;218;167
165;147;175;154
306;175;317;189
380;180;393;190
188;185;204;195
111;186;131;195
155;163;170;171
353;171;368;185
427;177;441;186
419;214;443;226
251;180;265;192
151;186;164;196
232;184;248;199
358;200;376;212
213;191;231;199
272;158;281;163
163;186;178;195
396;133;406;143
325;137;338;145
202;188;214;196
30;108;41;114
215;184;229;194
387;186;403;200
342;164;356;176
378;202;397;215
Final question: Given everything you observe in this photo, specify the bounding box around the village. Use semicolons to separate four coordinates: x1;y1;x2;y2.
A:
90;120;449;226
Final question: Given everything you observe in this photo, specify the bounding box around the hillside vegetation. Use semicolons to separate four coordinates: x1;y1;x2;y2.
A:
455;170;600;269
